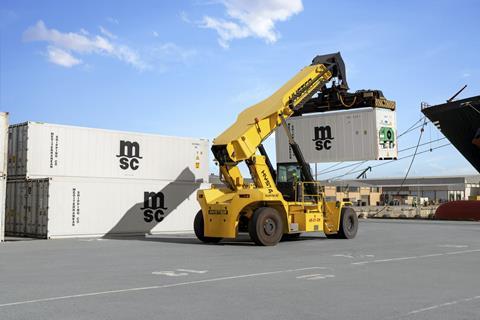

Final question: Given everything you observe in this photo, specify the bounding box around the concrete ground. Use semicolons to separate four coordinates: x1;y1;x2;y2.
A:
1;220;479;320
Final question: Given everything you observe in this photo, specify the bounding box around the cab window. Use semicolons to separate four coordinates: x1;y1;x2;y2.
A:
277;164;301;183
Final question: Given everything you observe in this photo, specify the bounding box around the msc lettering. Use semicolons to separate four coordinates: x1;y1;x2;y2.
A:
141;191;167;223
312;125;334;150
116;140;142;170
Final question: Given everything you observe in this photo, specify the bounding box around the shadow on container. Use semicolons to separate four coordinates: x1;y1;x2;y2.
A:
103;167;201;238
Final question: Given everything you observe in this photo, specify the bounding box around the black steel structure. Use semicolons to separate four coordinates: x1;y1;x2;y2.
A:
422;95;480;173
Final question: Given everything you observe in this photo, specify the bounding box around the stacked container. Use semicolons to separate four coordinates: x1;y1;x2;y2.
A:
6;122;210;238
0;113;8;242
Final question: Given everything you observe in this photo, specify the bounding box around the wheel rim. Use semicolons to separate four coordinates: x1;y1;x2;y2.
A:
346;215;355;231
263;218;276;236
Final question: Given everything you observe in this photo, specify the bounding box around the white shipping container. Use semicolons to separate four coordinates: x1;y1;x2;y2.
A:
276;108;397;163
0;176;5;242
6;177;209;238
8;122;209;182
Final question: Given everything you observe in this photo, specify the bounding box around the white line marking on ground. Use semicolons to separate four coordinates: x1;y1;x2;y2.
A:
176;269;208;274
437;244;468;248
0;267;325;308
352;256;418;265
352;249;480;265
333;254;354;258
296;274;335;280
333;254;375;259
407;295;480;316
152;271;188;277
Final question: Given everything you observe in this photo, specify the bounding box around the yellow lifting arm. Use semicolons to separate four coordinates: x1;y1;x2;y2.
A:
212;64;332;165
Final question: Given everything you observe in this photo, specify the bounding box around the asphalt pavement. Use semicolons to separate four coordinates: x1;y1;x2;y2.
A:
1;219;479;320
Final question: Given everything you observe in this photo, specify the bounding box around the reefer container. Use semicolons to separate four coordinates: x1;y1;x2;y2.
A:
276;108;397;163
8;122;209;182
6;176;209;238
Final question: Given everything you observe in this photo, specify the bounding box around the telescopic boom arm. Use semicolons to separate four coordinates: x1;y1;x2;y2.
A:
211;55;339;191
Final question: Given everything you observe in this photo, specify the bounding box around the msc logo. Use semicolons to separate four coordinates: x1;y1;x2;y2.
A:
116;140;142;170
141;191;168;223
312;125;334;150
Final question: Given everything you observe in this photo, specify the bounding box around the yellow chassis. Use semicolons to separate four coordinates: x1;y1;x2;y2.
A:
197;186;347;239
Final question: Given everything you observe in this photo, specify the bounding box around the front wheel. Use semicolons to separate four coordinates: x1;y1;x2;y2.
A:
327;207;358;239
194;211;222;243
249;207;284;246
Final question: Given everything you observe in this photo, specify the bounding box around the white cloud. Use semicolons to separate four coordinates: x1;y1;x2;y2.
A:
201;0;303;48
148;42;197;64
47;46;82;67
141;42;198;73
153;31;159;37
99;26;117;39
23;20;147;70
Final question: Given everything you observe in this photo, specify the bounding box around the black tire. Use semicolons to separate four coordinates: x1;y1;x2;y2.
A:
249;207;284;246
336;207;358;239
337;207;358;239
194;211;222;243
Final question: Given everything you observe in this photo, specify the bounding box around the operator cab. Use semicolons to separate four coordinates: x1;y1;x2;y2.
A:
277;163;304;201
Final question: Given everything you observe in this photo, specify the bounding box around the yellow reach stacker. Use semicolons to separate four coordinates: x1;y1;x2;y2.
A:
195;53;395;246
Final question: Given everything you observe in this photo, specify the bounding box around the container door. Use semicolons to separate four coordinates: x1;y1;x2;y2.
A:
24;179;49;238
38;180;49;238
7;127;15;176
19;125;29;176
7;124;28;177
25;180;38;237
25;180;35;236
16;181;28;236
5;180;14;235
5;180;27;236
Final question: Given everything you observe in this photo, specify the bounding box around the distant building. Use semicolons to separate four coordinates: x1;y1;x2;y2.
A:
355;175;480;204
322;181;382;206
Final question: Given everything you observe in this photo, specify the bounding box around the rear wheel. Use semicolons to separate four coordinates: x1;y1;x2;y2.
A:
327;207;358;239
249;207;284;246
194;211;222;243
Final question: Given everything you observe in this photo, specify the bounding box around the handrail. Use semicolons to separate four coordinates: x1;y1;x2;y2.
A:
294;181;324;207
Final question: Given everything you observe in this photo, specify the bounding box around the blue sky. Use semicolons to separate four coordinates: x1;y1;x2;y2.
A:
1;0;479;179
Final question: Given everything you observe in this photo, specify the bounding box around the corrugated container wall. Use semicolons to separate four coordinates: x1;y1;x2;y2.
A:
6;177;209;238
276;108;397;163
0;112;8;242
8;122;209;183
